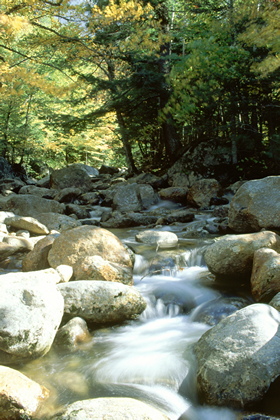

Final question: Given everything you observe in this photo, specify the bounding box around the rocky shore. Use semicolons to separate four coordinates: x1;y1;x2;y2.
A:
0;158;280;419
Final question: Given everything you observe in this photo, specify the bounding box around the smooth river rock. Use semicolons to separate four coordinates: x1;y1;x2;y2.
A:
52;397;170;420
58;280;146;324
204;230;280;279
194;303;280;409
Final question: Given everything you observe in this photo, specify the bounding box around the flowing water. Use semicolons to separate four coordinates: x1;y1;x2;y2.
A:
20;222;240;420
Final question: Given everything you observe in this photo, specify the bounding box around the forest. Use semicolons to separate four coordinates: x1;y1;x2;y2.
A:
0;0;280;178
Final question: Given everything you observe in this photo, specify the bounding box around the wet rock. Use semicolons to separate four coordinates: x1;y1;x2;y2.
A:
54;317;90;350
157;209;195;225
36;212;81;232
194;303;280;409
204;231;280;280
187;179;222;208
5;215;49;235
0;274;64;364
228;176;280;233
48;226;133;278
190;296;250;326
52;397;170;420
0;241;28;262
251;248;280;301
65;203;91;219
2;194;65;217
73;255;133;285
0;366;49;420
58;280;146;324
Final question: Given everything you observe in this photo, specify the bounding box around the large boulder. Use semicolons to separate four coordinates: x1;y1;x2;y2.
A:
52;397;170;420
19;184;57;199
112;183;159;212
48;226;133;279
58;280;146;324
251;248;280;301
0;366;49;420
0;273;64;364
194;303;280;409
135;230;178;250
50;165;94;191
2;194;65;217
204;231;280;280
228;176;280;232
187;178;222;208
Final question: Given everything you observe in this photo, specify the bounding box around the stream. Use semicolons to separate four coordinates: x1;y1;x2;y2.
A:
20;217;243;420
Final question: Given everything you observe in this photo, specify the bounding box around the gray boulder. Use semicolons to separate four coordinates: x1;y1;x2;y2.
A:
0;366;49;420
194;303;280;409
112;183;159;212
50;165;93;191
36;212;81;232
2;194;65;217
251;248;280;301
54;317;90;351
19;184;57;198
228;176;280;232
204;231;280;279
58;280;146;324
158;187;188;204
0;273;64;364
52;397;170;420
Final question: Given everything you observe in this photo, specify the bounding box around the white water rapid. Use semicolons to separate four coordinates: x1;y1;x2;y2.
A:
21;229;239;420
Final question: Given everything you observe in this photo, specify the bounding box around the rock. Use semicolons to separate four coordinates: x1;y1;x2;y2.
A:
194;303;280;409
100;211;159;228
48;226;133;278
52;397;170;420
128;172;167;189
54;317;90;350
22;234;59;271
269;293;280;311
73;255;133;285
156;209;195;225
2;194;65;217
0;274;64;364
112;183;159;212
36;212;81;232
56;264;73;283
99;164;119;175
79;191;100;205
187;179;222;208
58;280;146;324
0;241;28;262
204;231;280;280
0;366;49;420
19;184;57;198
2;234;34;251
251;248;280;301
65;203;91;219
5;215;49;235
158;187;188;204
228;176;280;232
135;230;178;250
0;211;15;223
50;165;94;190
53;187;83;203
190;296;250;326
